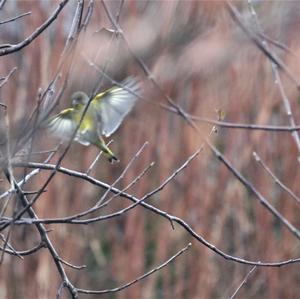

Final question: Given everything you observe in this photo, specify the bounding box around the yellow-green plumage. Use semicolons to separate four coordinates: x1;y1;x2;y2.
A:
47;77;141;162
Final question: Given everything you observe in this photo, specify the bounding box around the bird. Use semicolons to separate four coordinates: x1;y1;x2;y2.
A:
47;77;141;163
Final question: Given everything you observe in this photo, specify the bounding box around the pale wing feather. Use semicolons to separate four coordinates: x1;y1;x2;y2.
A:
94;77;141;137
74;136;91;146
48;116;76;140
48;111;91;146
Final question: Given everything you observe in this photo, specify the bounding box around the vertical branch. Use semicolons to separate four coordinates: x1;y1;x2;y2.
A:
229;266;257;299
247;0;300;156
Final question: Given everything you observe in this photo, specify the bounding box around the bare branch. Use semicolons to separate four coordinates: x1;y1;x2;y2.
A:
0;0;69;56
247;0;300;155
6;173;78;298
0;67;17;89
0;11;31;25
205;137;300;240
58;257;86;270
11;161;300;267
96;141;148;206
0;0;6;10
77;243;192;295
226;1;300;89
100;0;300;241
192;117;300;132
86;140;113;175
0;241;45;256
253;152;300;206
229;266;257;299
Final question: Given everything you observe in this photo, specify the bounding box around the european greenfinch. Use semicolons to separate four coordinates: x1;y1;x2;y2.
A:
48;77;141;162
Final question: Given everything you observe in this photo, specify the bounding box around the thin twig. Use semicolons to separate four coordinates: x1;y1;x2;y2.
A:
81;0;94;31
0;233;23;259
58;257;86;270
15;148;198;226
0;67;17;89
6;173;78;298
0;241;45;256
191;117;300;132
0;0;69;56
96;161;155;210
100;0;300;241
86;140;113;175
11;161;300;267
226;1;300;89
0;145;59;201
0;0;6;10
258;31;297;57
253;152;300;205
96;141;148;206
229;266;257;299
0;11;31;25
3;0;86;230
205;137;300;240
77;243;192;294
87;58;300;134
247;0;300;155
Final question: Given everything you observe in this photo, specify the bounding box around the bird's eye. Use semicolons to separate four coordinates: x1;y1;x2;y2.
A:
72;97;81;107
71;92;88;108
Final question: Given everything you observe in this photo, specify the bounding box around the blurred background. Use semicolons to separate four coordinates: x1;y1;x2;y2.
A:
0;1;300;298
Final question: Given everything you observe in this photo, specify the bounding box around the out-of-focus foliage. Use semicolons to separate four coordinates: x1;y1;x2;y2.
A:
0;1;300;298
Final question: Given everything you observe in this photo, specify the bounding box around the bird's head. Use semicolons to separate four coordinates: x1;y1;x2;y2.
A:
71;91;89;109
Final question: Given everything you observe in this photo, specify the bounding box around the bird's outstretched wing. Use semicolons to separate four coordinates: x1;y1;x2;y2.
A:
47;108;79;141
92;77;141;137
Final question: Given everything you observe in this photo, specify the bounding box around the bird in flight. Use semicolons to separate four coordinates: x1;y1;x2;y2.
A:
48;77;141;162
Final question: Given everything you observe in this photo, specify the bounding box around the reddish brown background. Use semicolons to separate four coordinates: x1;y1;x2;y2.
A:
0;1;300;299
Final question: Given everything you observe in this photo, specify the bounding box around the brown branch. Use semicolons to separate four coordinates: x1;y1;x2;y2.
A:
96;141;148;206
12;148;199;226
205;137;300;240
3;0;86;230
11;161;300;267
0;242;45;256
192;117;300;132
77;243;192;295
0;11;31;25
225;1;300;89
6;173;78;298
229;266;257;299
58;257;86;270
247;0;300;154
0;67;17;89
100;0;300;241
0;0;69;56
253;152;300;206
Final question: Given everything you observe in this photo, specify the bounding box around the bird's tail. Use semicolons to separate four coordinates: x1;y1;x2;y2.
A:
95;137;119;163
